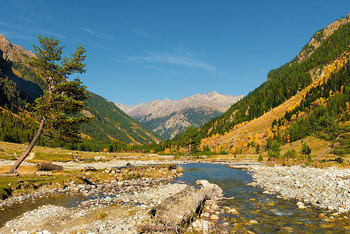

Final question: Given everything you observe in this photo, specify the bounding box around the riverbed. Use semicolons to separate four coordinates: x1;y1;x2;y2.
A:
176;163;350;233
1;163;350;233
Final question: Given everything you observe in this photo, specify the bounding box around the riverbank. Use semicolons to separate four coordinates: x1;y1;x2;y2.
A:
248;165;350;213
1;181;188;233
0;162;188;233
2;159;350;233
0;163;183;208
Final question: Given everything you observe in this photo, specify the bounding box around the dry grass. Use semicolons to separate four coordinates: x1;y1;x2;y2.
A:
202;85;311;147
0;166;37;174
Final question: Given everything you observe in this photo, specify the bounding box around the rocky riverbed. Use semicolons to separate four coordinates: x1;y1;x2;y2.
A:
2;160;350;233
248;165;350;213
1;182;188;233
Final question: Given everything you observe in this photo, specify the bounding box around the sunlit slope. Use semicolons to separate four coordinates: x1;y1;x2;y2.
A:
200;14;350;154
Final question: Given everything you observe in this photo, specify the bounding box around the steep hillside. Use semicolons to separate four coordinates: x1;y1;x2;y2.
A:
199;13;350;156
0;34;160;145
81;93;160;144
116;92;243;139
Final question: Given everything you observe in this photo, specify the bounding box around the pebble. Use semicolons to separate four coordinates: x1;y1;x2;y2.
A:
296;202;306;209
190;219;211;232
248;220;259;225
225;207;240;215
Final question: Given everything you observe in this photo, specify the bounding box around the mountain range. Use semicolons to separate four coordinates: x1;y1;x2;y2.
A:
116;92;243;139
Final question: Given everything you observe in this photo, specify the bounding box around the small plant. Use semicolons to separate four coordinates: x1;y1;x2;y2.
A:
256;144;260;154
176;165;184;174
96;210;108;219
258;154;263;161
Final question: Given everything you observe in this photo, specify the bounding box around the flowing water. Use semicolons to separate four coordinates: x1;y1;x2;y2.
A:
174;163;350;233
1;163;349;233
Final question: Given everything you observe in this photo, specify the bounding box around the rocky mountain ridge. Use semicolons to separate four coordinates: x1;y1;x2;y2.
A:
0;34;34;62
116;92;243;139
116;91;243;119
296;12;350;63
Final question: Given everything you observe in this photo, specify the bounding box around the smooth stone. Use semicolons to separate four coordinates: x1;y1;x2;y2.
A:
248;220;259;225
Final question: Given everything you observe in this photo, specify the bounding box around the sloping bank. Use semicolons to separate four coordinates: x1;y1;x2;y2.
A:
248;165;350;213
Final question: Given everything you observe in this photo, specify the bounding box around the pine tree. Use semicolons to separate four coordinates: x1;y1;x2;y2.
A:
9;36;89;173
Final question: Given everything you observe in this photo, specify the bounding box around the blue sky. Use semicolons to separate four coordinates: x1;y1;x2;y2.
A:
1;0;349;105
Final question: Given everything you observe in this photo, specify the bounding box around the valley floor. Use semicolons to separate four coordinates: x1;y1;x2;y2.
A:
1;143;350;233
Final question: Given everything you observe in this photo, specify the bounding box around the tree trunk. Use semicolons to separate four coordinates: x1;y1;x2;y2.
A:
8;117;46;173
141;180;223;232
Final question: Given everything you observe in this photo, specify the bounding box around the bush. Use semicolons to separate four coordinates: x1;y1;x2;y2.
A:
283;149;297;159
301;143;311;156
258;154;263;161
267;140;281;160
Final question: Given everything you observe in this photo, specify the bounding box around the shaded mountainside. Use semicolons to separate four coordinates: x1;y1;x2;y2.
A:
197;13;350;156
0;34;160;145
116;92;243;139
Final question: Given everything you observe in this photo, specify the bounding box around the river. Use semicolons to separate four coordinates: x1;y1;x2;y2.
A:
1;163;349;232
174;163;349;233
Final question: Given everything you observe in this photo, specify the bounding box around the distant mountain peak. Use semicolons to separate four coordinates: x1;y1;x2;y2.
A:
116;91;243;139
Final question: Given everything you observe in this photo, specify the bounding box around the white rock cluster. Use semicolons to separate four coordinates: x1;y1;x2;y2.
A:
248;165;350;213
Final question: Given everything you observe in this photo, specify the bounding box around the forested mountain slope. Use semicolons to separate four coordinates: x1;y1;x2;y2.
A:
198;13;350;156
0;34;160;146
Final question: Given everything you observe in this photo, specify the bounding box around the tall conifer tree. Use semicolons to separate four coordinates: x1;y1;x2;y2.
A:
9;36;89;173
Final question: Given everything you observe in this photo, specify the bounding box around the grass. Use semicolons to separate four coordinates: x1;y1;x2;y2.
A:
0;172;72;199
0;141;183;163
32;152;75;163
